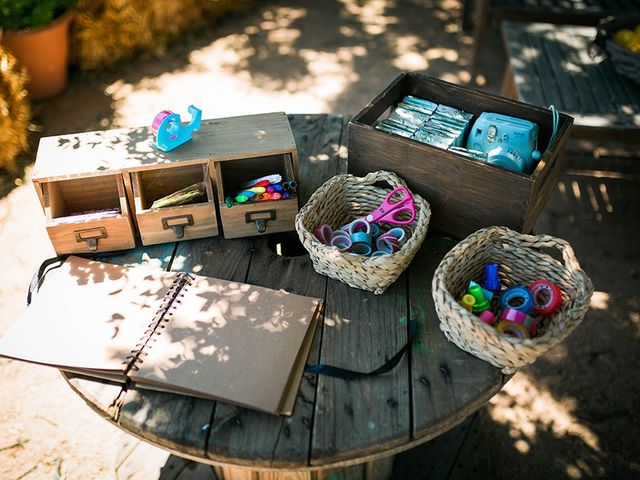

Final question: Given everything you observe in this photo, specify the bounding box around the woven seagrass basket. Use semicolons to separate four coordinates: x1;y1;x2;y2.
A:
296;170;430;295
594;15;640;85
432;226;593;374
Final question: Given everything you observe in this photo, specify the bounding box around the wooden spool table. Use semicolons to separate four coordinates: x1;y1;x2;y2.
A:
501;22;640;143
62;114;506;479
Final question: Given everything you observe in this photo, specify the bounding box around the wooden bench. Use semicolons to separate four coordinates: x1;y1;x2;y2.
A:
61;114;506;479
464;0;640;80
501;22;640;143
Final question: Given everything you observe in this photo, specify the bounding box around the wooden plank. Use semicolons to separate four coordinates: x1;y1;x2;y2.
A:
62;372;124;420
391;413;488;480
205;236;327;468
408;236;504;440
287;114;349;202
33;112;297;181
310;276;410;465
501;22;548;108
206;115;346;468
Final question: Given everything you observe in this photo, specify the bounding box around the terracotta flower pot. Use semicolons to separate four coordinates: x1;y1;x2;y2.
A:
1;10;74;100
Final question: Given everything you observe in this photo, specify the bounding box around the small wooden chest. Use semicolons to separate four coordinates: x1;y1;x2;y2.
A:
32;112;299;252
348;73;574;239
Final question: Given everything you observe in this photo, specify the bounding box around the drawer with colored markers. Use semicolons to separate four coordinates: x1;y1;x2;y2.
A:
213;153;298;239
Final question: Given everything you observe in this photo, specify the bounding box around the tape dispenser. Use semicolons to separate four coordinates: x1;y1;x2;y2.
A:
151;105;202;152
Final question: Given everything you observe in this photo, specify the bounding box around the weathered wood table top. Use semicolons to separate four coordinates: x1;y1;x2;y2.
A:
62;114;505;475
501;22;640;141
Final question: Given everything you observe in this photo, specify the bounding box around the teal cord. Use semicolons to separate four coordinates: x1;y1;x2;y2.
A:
548;105;559;150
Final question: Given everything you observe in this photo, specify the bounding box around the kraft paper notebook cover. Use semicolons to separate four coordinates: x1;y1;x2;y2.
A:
0;256;322;416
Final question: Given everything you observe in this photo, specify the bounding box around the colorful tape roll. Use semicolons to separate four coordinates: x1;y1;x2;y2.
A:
314;224;333;244
496;320;531;339
348;219;370;235
478;310;496;325
483;263;502;292
469;284;490;314
500;308;538;336
499;285;534;315
529;279;563;315
331;234;352;251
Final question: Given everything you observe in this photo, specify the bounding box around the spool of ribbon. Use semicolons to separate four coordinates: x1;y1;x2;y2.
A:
500;285;534;315
529;279;563;315
500;308;538;336
496;319;531;339
459;294;475;312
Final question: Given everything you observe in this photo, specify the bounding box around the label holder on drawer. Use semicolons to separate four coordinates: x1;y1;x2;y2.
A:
74;227;108;252
245;209;276;233
162;214;194;239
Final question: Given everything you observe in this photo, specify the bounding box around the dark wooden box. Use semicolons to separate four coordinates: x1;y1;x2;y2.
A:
348;73;574;239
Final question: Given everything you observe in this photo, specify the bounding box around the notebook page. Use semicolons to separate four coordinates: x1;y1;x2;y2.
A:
0;256;177;373
132;274;321;414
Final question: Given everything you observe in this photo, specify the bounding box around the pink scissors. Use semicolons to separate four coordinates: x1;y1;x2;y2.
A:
364;187;416;225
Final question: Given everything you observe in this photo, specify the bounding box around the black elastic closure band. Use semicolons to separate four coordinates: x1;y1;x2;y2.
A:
305;318;417;380
27;255;70;306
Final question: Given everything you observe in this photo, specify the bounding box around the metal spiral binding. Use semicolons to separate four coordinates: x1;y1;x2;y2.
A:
122;272;194;374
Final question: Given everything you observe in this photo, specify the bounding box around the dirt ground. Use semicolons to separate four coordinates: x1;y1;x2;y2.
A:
1;1;639;479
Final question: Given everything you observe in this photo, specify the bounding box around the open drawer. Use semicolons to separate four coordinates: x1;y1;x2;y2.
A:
130;162;218;245
213;153;298;239
41;174;135;254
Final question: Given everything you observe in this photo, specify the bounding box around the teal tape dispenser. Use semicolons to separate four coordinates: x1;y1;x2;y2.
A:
151;105;202;152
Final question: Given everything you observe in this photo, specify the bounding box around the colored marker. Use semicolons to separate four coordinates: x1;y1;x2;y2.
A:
240;174;282;188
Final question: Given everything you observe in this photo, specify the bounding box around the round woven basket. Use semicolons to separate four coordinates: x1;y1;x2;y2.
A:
432;226;593;374
296;170;431;295
594;15;640;85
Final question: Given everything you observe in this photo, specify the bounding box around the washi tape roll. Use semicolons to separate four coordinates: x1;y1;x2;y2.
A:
351;242;372;256
500;308;538;336
350;231;372;247
314;224;333;244
370;250;388;257
385;227;406;244
331;235;352;252
499;285;534;315
469;280;494;302
529;279;563;315
469;284;490;314
370;224;381;239
496;320;531;339
478;310;496;325
348;219;371;236
376;236;399;253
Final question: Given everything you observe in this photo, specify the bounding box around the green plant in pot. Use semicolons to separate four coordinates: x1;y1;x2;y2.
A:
0;0;77;100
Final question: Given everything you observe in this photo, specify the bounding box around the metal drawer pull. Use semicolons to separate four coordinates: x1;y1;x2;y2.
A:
162;214;194;239
245;209;276;233
74;227;108;252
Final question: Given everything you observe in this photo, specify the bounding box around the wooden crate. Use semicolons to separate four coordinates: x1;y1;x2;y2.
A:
348;73;574;239
34;173;135;255
129;162;218;245
213;153;298;238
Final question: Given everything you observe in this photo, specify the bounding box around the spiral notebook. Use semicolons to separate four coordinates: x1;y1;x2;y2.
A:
0;256;322;416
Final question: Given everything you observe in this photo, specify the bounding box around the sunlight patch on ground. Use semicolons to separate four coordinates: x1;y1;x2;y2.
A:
340;0;398;35
488;373;601;474
589;291;609;310
104;7;364;127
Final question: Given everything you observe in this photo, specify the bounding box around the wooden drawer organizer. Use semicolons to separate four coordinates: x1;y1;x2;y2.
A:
32;112;299;253
214;153;298;239
35;174;135;255
130;163;217;245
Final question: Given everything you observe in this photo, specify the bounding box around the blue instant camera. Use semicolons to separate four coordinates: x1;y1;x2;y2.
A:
466;112;541;174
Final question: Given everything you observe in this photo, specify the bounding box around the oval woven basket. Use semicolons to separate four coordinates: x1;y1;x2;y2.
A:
594;15;640;85
432;226;593;374
296;170;431;295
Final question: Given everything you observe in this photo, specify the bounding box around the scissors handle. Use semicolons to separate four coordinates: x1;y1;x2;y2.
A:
366;187;416;224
